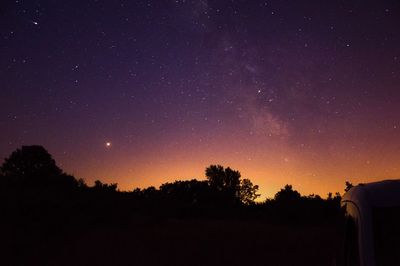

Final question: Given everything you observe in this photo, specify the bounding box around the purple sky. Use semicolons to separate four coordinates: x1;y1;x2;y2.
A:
1;0;400;197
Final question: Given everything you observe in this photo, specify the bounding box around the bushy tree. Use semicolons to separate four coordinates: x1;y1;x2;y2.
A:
206;165;241;203
1;146;61;181
206;165;238;192
274;184;301;203
239;178;260;205
159;179;210;204
0;145;77;189
205;165;260;205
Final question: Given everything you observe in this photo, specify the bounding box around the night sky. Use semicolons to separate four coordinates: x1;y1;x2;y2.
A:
1;0;400;197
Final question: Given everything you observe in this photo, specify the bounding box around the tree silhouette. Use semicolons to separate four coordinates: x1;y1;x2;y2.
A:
206;165;240;191
159;179;210;204
205;165;260;205
206;165;241;203
0;145;77;189
141;186;158;199
239;178;260;205
274;184;301;203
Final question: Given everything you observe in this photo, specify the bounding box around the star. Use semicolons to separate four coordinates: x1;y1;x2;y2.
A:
105;142;112;147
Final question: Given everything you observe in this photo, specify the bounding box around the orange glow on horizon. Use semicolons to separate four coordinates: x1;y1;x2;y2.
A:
54;128;400;199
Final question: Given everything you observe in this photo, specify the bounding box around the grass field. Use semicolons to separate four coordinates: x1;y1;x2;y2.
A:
12;218;343;266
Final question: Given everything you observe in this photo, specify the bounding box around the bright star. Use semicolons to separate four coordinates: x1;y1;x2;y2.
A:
105;142;111;147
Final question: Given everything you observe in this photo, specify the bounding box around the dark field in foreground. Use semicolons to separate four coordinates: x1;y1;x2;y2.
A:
0;147;344;265
8;219;343;266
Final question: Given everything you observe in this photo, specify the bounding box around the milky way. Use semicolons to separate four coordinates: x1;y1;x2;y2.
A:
1;0;400;197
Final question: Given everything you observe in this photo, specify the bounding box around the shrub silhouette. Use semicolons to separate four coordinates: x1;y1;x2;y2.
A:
159;179;210;205
93;180;118;192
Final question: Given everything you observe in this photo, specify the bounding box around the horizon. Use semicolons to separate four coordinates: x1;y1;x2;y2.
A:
1;144;397;199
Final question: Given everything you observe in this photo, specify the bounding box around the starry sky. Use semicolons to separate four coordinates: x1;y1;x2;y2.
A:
1;0;400;198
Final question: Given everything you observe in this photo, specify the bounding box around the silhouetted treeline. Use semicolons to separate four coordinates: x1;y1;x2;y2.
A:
0;145;347;265
0;145;344;225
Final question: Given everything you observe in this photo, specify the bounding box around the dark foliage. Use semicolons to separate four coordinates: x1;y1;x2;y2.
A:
0;145;77;190
0;146;345;265
159;179;211;205
205;164;260;206
274;184;301;203
0;145;344;221
239;178;260;205
344;181;354;192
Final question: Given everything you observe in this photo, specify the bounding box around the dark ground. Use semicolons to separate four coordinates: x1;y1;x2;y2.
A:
0;147;345;265
4;217;343;266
